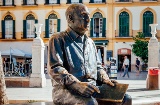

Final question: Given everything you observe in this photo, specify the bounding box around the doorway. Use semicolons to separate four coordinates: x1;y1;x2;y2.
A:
118;55;131;72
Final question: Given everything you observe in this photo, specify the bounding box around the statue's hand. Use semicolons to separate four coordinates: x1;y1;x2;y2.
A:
103;79;115;87
68;82;100;98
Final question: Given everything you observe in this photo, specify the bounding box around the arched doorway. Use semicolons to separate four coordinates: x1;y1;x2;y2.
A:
117;48;131;72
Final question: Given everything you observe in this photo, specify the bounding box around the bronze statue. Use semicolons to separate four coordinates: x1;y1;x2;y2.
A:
48;4;131;105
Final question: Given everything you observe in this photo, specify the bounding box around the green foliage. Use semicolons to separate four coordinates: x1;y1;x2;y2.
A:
131;32;148;63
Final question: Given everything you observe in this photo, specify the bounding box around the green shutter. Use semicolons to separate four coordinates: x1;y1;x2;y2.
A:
79;0;82;3
90;0;94;3
13;20;15;39
45;19;49;38
12;0;14;5
90;18;93;37
102;18;106;37
46;0;49;4
23;20;27;38
35;19;38;38
57;0;60;4
23;0;27;5
67;0;71;3
2;20;5;39
3;0;5;6
102;0;106;3
57;19;61;32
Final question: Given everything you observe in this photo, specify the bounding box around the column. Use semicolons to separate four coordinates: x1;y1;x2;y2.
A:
146;24;160;90
29;23;46;87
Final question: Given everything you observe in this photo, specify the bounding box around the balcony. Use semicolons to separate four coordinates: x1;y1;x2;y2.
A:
22;0;38;6
140;0;157;2
0;0;15;7
44;0;60;5
89;0;106;3
115;0;133;3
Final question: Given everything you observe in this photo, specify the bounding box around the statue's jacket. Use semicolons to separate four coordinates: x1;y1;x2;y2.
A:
48;27;108;86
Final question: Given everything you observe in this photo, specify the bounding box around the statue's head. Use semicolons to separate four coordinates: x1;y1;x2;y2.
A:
65;4;90;36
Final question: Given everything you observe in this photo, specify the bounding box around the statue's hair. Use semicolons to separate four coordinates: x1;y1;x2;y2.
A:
65;4;86;21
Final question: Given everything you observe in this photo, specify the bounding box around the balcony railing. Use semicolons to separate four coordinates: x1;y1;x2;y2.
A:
71;0;79;3
0;0;15;6
115;0;132;2
22;0;37;6
90;0;106;3
140;0;157;2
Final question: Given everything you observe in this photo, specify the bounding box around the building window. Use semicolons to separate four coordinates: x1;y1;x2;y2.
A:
0;0;15;6
90;12;106;38
45;0;60;4
66;0;82;4
22;0;37;5
90;0;106;3
45;14;61;38
4;15;15;39
119;11;129;37
143;11;153;37
23;14;38;38
1;15;15;39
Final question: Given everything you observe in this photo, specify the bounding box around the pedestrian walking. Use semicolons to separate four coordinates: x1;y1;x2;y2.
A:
135;58;140;76
122;56;129;78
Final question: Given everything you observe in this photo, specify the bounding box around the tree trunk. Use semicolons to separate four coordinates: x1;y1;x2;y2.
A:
0;53;9;104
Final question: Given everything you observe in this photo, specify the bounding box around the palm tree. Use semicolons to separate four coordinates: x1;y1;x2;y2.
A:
0;52;9;104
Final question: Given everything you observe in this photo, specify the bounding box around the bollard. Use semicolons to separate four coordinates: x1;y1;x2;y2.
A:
146;68;160;90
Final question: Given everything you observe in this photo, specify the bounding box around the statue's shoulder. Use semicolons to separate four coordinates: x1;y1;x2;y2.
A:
49;31;67;41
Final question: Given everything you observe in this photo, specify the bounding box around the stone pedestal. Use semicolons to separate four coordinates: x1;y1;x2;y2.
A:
148;37;159;68
29;24;46;88
146;24;160;90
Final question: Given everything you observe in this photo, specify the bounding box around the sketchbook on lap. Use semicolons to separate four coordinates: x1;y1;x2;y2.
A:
95;83;129;102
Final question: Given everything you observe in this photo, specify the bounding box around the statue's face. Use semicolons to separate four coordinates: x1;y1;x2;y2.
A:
70;6;90;36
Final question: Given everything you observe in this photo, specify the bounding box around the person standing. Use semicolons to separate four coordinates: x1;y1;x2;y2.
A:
135;58;140;76
122;56;130;78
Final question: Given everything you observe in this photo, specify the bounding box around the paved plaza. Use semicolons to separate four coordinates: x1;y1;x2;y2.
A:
5;71;160;105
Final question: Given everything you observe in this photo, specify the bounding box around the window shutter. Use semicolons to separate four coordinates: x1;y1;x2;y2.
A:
13;20;16;39
90;18;93;37
23;0;27;5
57;0;60;4
67;0;71;4
46;0;49;4
102;18;106;37
90;0;94;3
35;19;38;38
12;0;14;5
57;19;61;32
3;0;5;6
2;20;5;39
79;0;82;3
102;0;106;3
45;19;49;38
23;20;27;38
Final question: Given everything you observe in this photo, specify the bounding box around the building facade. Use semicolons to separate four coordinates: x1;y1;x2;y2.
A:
0;0;160;71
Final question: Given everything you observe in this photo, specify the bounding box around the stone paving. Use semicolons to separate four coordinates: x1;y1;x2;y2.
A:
5;71;160;105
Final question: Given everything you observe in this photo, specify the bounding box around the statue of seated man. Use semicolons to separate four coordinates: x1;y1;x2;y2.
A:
48;4;132;105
